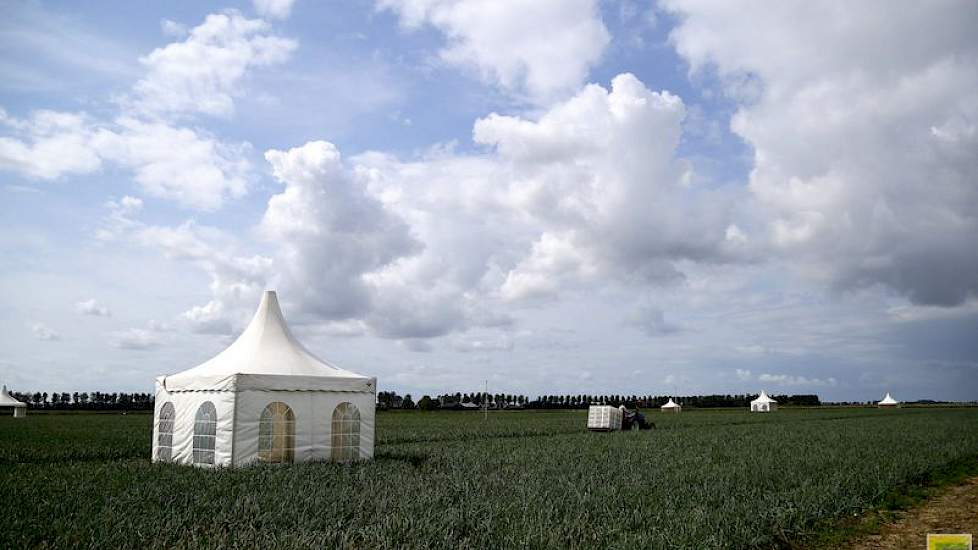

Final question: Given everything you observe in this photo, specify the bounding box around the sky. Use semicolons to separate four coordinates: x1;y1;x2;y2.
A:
1;0;976;402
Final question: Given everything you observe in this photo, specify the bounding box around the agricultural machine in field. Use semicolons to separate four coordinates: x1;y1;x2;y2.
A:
587;405;654;431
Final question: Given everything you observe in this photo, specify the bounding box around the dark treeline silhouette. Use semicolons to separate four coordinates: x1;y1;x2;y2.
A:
8;391;154;411
378;391;821;410
527;393;820;408
378;391;531;411
11;389;821;412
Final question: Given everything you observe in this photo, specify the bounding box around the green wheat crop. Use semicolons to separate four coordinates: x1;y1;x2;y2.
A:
1;407;976;549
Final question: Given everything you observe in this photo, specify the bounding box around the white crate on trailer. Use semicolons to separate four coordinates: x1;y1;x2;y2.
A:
587;405;622;431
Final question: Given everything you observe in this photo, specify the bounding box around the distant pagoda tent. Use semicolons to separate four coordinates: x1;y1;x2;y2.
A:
750;390;778;413
877;393;900;408
660;398;681;413
153;291;376;467
0;385;27;417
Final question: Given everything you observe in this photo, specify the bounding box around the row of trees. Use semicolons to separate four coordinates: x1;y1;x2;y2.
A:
8;389;821;411
378;391;533;411
6;391;155;411
377;391;822;410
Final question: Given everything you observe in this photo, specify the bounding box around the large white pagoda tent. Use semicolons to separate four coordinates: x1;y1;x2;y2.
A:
877;393;900;408
750;391;778;412
0;385;26;417
153;291;376;467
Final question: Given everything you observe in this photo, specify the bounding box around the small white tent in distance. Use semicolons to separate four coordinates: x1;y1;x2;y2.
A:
152;291;376;467
661;398;681;413
750;391;777;412
0;385;26;417
878;393;900;408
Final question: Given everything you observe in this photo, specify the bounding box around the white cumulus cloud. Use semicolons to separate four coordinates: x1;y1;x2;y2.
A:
1;9;301;210
245;73;749;343
379;0;609;103
253;0;296;20
475;73;749;298
0;111;251;210
261;141;420;322
0;110;102;179
97;117;251;210
75;299;111;317
132;10;296;118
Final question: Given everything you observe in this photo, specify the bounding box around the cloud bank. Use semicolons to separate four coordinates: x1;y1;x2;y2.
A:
664;0;978;306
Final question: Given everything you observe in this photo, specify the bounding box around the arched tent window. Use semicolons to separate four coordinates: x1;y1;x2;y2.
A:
258;402;295;463
156;402;175;462
331;402;361;462
193;401;217;465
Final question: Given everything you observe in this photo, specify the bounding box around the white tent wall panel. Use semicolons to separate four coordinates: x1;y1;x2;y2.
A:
153;388;376;467
233;390;375;465
234;390;312;465
152;386;235;467
351;391;375;460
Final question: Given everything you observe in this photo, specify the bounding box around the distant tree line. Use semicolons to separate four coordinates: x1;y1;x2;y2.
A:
9;388;822;412
7;391;154;411
378;391;821;410
378;391;532;411
527;393;821;408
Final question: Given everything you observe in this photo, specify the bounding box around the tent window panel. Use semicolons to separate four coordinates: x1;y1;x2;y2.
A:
331;402;361;462
156;402;175;462
193;401;217;465
258;401;295;464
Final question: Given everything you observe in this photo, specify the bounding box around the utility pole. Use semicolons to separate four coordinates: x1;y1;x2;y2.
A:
484;379;488;420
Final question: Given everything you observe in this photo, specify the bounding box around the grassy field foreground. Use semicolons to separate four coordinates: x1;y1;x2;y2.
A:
1;408;977;548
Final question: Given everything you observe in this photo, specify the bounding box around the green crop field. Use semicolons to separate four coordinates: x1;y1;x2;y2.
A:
2;407;977;549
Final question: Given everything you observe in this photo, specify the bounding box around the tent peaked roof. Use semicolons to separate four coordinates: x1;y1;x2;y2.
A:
0;385;26;407
878;392;899;405
661;398;680;408
752;390;777;403
163;291;370;391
